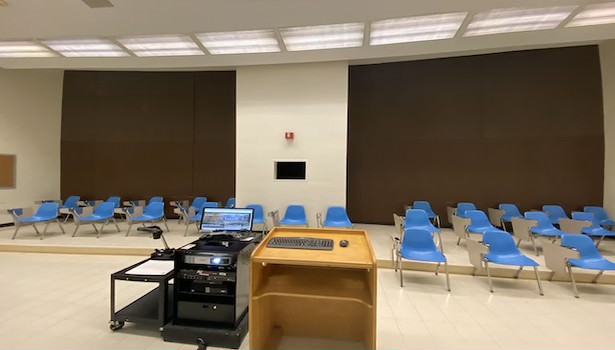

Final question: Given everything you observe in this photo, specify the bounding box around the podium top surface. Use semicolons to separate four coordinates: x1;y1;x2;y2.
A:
251;227;376;269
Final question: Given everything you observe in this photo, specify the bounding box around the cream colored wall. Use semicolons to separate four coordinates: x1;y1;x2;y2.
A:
0;69;64;223
600;41;615;219
236;62;348;227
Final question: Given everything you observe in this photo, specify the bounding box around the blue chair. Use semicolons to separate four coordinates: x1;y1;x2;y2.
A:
106;196;121;208
499;203;523;229
12;202;65;240
571;212;615;247
466;210;507;236
561;234;615;298
191;197;207;210
280;205;308;226
397;229;450;291
456;202;477;218
481;230;543;295
405;209;443;252
412;201;441;227
584;206;615;228
247;204;267;234
321;206;352;228
225;197;236;208
126;202;168;236
542;205;569;226
524;211;565;238
59;195;81;223
150;196;164;203
73;202;120;238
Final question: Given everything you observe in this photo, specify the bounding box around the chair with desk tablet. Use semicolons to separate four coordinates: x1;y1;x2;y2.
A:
126;202;168;236
72;201;120;238
397;228;451;291
584;206;615;228
11;202;65;240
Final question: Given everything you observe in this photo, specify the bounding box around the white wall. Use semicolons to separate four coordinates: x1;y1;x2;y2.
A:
0;69;64;222
600;41;615;219
236;62;348;227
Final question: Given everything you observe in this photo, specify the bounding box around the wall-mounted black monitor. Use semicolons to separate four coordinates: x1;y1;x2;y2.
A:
275;161;306;180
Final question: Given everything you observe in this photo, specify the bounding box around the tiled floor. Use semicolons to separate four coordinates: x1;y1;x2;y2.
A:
0;252;613;349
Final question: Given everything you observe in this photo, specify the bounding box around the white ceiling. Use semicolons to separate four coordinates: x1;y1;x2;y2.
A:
0;0;614;70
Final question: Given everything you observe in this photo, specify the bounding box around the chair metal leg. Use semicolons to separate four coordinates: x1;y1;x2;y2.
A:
444;262;451;292
436;216;441;228
163;217;169;231
112;218;120;232
457;237;461;245
436;231;445;253
435;262;440;276
548;271;555;281
63;214;70;224
184;222;190;236
32;223;40;235
126;223;133;236
72;223;80;237
596;235;604;247
534;266;544;296
592;270;603;283
516;239;522;247
12;223;20;239
530;235;538;256
514;266;523;279
484;260;494;293
57;219;65;234
42;222;50;240
567;264;580;298
399;260;404;287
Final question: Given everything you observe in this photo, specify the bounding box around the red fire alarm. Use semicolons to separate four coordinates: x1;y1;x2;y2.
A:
284;132;294;140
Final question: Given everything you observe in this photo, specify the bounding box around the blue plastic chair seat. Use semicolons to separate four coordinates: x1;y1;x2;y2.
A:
281;217;307;225
581;227;615;237
19;215;53;223
323;218;351;227
568;257;615;270
400;247;447;263
80;214;112;221
133;214;163;221
601;219;615;226
484;252;539;266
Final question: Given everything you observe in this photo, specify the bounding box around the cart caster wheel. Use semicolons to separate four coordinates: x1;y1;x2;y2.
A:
109;320;124;331
196;337;208;350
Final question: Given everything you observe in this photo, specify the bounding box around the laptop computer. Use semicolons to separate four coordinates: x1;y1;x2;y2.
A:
199;207;254;234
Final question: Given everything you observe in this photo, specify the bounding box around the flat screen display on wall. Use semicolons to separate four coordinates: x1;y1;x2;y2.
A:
275;161;306;180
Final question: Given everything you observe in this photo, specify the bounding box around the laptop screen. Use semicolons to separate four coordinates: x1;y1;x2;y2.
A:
199;207;254;232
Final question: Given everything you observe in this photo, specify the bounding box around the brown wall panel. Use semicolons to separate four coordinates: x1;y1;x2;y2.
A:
61;71;235;209
348;46;605;224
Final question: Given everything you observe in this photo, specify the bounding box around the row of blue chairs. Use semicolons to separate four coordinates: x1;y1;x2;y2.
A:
268;205;353;228
396;220;615;297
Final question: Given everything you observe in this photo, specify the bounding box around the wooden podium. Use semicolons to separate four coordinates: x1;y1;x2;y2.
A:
249;227;377;349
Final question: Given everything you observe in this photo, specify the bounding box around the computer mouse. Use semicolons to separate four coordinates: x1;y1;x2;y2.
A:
339;239;349;247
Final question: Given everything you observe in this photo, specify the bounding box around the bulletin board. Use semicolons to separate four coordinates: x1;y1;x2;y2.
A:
0;154;16;188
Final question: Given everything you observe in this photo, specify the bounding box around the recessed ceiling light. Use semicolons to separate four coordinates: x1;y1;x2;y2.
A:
566;2;615;27
196;29;279;55
118;35;204;57
464;6;576;36
0;41;56;57
370;12;467;45
280;23;364;51
42;38;129;57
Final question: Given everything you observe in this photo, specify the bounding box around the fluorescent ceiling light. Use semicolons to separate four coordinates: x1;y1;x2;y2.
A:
567;2;615;27
42;38;129;57
196;29;279;55
370;12;467;45
118;35;204;56
0;41;55;57
281;23;364;51
464;6;576;36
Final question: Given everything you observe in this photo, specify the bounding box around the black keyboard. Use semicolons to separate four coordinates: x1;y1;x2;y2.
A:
267;237;334;250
